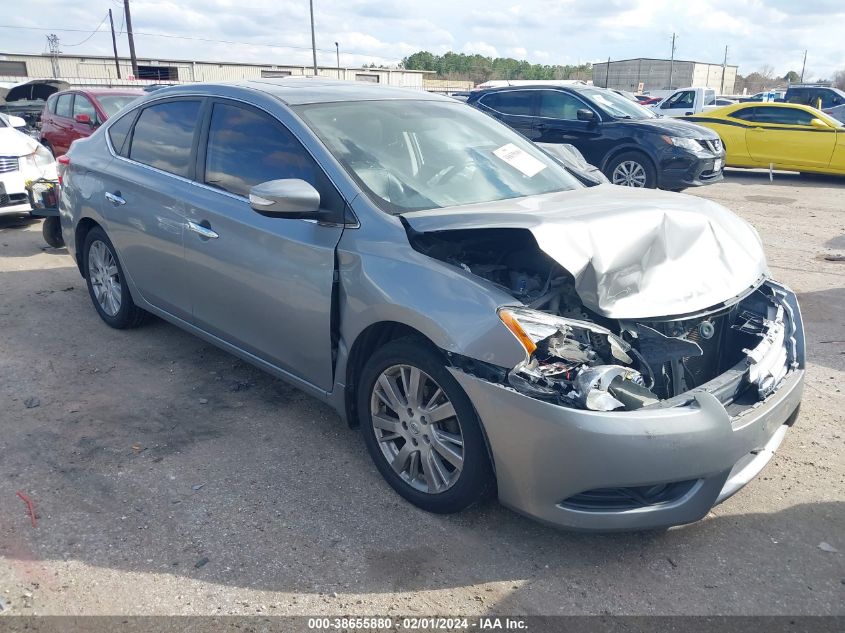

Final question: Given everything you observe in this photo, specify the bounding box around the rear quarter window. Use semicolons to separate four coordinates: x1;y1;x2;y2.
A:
108;111;136;157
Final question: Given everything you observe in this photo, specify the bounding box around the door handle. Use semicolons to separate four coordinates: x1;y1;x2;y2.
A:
104;191;126;206
187;220;219;240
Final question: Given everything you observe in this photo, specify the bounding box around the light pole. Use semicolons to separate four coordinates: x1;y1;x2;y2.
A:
309;0;318;76
335;42;340;78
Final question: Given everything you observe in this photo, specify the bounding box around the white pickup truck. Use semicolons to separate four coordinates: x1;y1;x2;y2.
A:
650;87;719;117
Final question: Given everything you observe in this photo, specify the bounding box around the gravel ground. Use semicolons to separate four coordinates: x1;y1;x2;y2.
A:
0;169;842;616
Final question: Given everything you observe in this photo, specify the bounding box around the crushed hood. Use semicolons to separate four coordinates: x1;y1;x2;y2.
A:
402;185;769;319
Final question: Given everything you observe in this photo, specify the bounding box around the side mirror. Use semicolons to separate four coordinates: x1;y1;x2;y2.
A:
810;118;830;130
576;108;596;122
74;113;92;125
249;179;321;217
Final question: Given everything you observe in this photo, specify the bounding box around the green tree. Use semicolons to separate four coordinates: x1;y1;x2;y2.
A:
400;50;593;84
783;70;800;83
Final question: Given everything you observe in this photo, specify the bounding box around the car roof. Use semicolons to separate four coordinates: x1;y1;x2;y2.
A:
54;87;146;97
473;83;593;94
142;79;452;106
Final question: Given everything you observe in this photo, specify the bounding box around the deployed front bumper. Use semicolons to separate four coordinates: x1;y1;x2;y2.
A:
450;366;803;531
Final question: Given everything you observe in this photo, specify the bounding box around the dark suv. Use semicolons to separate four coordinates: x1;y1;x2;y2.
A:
784;84;845;118
467;85;724;190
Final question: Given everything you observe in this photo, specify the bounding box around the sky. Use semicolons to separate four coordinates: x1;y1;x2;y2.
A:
1;0;843;80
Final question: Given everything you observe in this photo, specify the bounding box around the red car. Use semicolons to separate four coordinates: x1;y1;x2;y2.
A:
39;88;144;156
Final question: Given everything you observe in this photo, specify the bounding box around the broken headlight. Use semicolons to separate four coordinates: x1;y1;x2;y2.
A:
498;307;658;411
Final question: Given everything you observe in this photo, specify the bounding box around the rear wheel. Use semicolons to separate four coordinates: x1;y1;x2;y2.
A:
82;226;148;329
605;151;657;188
41;216;64;248
358;339;495;514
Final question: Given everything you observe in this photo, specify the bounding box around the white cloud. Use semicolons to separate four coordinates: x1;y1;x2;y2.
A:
462;41;499;57
0;0;842;78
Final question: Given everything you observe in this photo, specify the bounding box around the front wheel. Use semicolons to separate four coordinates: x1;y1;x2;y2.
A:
358;339;495;514
605;151;657;188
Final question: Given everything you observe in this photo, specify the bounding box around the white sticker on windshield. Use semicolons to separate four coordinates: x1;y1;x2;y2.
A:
492;143;547;177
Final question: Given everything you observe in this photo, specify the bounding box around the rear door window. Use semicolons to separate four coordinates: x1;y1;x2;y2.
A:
55;94;73;118
537;90;585;120
73;94;97;123
128;100;202;178
203;101;344;212
479;91;534;116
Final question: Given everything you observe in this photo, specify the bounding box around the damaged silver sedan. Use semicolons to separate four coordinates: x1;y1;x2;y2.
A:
59;81;804;531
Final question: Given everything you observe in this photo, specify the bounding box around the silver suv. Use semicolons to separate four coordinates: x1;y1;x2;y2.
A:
57;80;804;531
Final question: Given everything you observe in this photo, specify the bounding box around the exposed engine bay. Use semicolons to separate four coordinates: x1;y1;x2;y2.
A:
409;227;800;412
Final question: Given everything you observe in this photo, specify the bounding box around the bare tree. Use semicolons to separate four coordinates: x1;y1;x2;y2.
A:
833;68;845;90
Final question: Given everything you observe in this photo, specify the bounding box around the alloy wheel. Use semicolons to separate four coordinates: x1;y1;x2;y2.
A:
370;364;465;494
88;240;122;317
612;160;648;187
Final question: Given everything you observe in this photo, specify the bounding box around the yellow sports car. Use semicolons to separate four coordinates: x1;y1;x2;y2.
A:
685;102;845;176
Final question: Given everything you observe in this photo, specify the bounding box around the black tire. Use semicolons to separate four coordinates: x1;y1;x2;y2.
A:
41;140;55;157
41;216;64;248
358;338;495;514
82;226;148;329
604;151;658;189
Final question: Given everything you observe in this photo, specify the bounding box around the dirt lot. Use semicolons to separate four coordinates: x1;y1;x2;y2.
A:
0;170;843;616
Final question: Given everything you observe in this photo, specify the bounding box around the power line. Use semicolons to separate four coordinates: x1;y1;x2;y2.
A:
63;12;110;47
0;24;340;53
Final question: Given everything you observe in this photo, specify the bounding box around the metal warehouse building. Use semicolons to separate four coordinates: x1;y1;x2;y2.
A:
0;52;432;88
592;58;738;93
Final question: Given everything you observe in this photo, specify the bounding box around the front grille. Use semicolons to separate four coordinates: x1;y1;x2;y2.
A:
560;480;699;512
0;156;19;173
697;139;722;154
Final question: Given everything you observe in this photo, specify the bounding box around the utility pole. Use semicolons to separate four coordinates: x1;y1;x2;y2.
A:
800;49;807;82
123;0;138;77
108;9;122;78
720;45;728;94
335;42;340;78
668;32;676;90
605;56;610;88
309;0;318;76
46;34;61;79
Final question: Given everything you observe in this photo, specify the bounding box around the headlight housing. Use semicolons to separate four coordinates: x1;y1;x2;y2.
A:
497;306;657;411
20;144;57;177
498;307;633;364
661;135;709;155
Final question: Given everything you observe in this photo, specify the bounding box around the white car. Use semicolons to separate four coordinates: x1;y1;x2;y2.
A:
0;114;57;215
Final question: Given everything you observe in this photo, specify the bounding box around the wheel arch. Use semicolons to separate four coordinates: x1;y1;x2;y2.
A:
601;146;660;187
343;321;442;429
74;216;102;277
343;320;500;483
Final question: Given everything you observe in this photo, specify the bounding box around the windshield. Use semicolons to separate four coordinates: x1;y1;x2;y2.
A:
295;100;582;213
97;95;141;119
580;88;657;120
